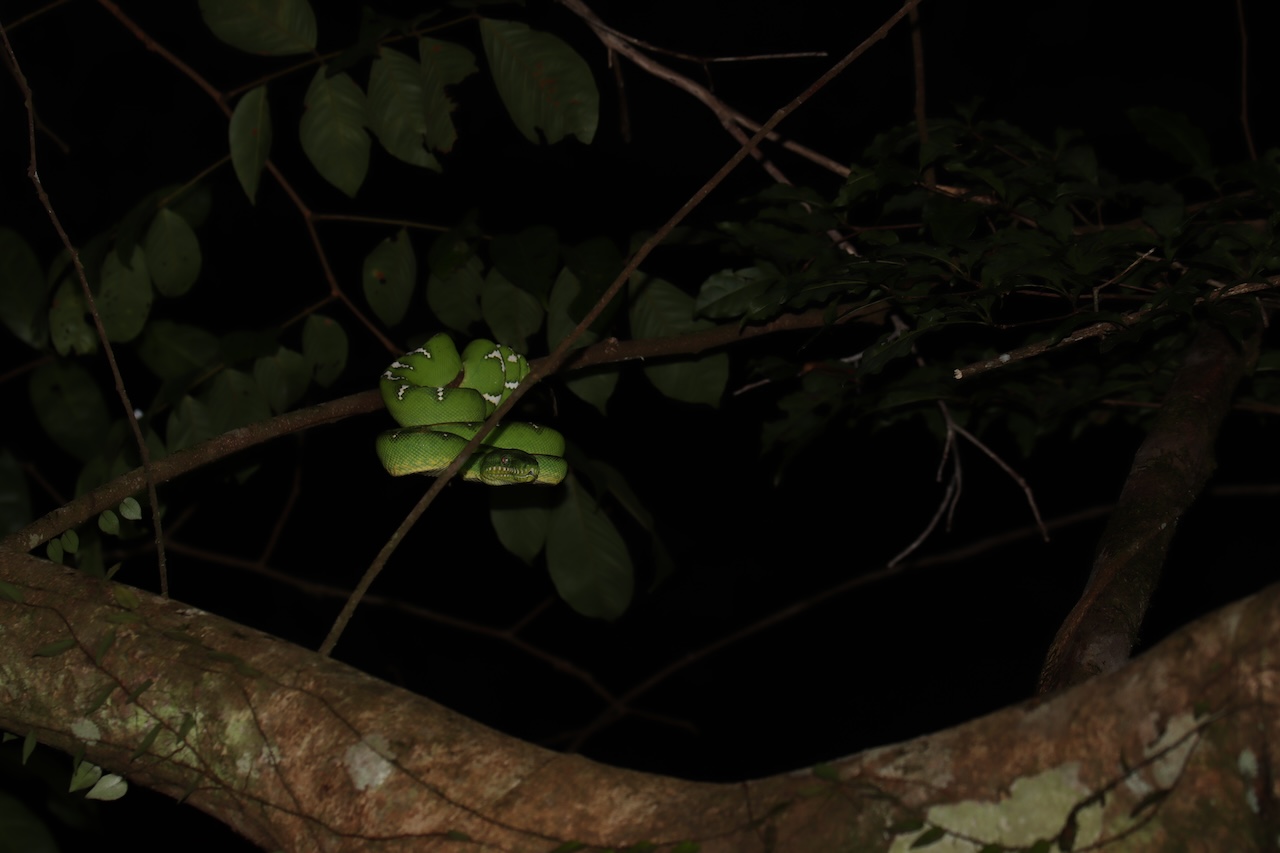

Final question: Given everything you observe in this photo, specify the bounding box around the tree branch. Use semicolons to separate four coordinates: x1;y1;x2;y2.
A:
1038;316;1262;692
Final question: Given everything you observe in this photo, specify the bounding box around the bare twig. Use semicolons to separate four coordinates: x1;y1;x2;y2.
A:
953;424;1048;541
1235;0;1257;161
1;20;170;594
953;278;1280;380
559;0;851;179
908;4;934;187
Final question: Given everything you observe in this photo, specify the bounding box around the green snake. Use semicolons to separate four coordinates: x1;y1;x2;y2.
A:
376;334;567;485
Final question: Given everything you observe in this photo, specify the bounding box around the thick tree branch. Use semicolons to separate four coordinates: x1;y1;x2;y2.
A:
1038;317;1261;693
3;547;1280;849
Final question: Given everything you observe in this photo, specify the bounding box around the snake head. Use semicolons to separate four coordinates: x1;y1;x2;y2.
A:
477;449;540;485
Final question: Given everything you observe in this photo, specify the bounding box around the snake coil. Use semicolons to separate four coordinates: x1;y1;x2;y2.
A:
376;334;567;485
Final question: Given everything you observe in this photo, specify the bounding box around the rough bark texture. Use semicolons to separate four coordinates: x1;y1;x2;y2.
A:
1038;319;1260;693
2;547;1279;851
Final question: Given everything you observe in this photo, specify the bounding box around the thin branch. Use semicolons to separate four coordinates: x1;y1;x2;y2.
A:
953;278;1280;380
2;391;382;555
1;20;170;595
559;0;851;179
908;4;934;187
1235;0;1257;161
953;424;1048;541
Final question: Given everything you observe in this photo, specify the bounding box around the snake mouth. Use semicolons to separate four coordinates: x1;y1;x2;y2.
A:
479;451;540;485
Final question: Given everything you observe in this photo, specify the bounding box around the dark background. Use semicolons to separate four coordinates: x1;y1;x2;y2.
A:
1;1;1277;849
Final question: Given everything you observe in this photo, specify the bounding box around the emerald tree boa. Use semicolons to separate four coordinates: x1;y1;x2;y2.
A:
376;334;567;485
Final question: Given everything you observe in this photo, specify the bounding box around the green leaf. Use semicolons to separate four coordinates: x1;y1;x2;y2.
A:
68;760;101;793
0;449;32;536
1126;106;1212;174
29;361;112;462
111;584;140;610
253;346;311;414
21;732;36;764
0;792;60;852
490;225;559;298
84;682;116;715
97;507;119;535
629;275;729;406
85;774;128;801
59;529;79;554
427;255;485;333
130;722;163;760
97;245;153;343
125;679;154;704
119;497;142;520
92;628;116;665
199;0;317;56
230;85;272;203
302;314;348;387
481;268;543;352
45;539;62;564
205;369;272;433
367;47;441;170
546;476;633;619
0;227;48;348
489;488;553;563
911;826;946;848
136;320;220;380
33;637;76;658
479;19;599;145
166;395;215;453
546;268;616;414
48;276;97;356
143;209;201;297
300;68;370;198
362;229;417;326
419;37;477;152
695;267;771;320
0;580;24;603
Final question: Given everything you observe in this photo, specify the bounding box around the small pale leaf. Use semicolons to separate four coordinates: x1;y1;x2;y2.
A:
85;774;128;801
119;497;142;520
68;761;102;793
98;509;120;535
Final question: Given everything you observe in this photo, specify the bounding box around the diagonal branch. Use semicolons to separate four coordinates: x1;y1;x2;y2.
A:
1037;316;1262;693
